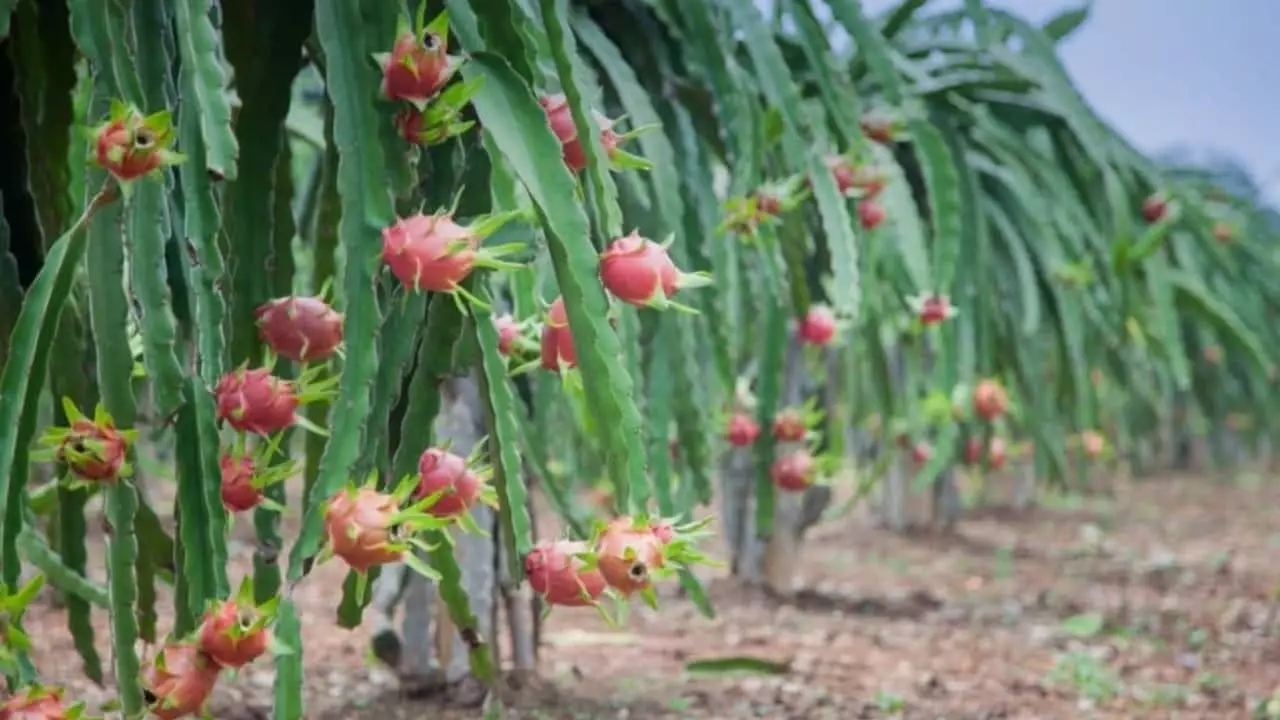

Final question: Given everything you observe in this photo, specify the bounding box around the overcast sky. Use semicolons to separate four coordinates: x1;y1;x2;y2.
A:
859;0;1280;204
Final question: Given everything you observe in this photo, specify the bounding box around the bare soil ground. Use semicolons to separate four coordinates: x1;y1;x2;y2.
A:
18;471;1280;719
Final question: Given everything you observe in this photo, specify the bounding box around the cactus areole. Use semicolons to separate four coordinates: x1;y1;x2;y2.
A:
254;295;344;363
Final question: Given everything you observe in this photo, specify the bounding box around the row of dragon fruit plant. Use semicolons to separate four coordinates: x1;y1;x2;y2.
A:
4;0;1280;716
0;0;735;715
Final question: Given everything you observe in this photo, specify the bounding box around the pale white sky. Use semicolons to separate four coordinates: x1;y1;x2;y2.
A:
860;0;1280;204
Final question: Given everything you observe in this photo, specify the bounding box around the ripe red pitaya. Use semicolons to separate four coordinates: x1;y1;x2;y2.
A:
725;412;760;448
858;199;886;230
1141;193;1167;223
963;437;983;466
381;212;480;292
910;441;933;465
213;368;299;436
539;297;577;371
377;23;456;106
323;487;404;572
861;109;898;144
598;232;711;310
197;597;270;669
494;314;521;355
92;101;183;182
798;305;837;346
539;94;623;173
850;165;886;198
755;192;782;216
771;450;815;492
1080;430;1105;459
58;418;129;482
254;295;343;363
141;642;221;720
987;436;1008;471
219;453;262;513
649;521;676;544
524;540;607;607
972;379;1008;421
594;517;667;597
416;447;485;518
823;155;856;194
0;685;78;719
772;408;807;443
908;293;956;326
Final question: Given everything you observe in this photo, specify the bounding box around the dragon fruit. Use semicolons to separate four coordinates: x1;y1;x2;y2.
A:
197;593;270;670
91;101;183;183
524;540;607;607
598;232;711;310
141;642;221;720
539;297;577;371
771;450;816;492
254;295;343;363
214;368;299;436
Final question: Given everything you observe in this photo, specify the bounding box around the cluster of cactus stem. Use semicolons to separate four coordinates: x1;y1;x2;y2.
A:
0;0;733;716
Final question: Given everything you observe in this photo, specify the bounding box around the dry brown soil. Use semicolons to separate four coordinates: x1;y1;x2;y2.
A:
17;471;1280;719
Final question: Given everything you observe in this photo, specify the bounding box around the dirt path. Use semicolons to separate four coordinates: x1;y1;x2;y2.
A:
18;472;1280;718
